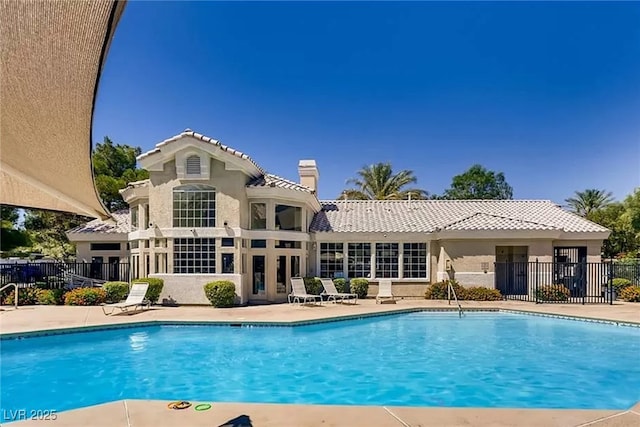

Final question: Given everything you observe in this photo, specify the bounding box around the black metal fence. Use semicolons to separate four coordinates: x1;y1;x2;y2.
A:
0;261;131;289
495;260;639;304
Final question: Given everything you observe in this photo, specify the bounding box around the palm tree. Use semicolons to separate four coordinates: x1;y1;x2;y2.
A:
339;162;428;200
565;189;614;217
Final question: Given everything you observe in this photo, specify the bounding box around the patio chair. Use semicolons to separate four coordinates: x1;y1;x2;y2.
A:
376;280;396;304
101;282;151;315
288;277;322;306
320;278;358;304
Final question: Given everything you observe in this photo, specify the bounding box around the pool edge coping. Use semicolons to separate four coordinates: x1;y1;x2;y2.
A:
1;306;638;340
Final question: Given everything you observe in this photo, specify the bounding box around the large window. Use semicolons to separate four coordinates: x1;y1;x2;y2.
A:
173;185;216;228
275;204;302;231
250;203;267;229
90;243;121;251
173;238;215;273
320;243;344;278
376;243;399;278
348;243;371;278
403;243;427;278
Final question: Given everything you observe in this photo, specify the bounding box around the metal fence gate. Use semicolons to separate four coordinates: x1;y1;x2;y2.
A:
495;259;639;304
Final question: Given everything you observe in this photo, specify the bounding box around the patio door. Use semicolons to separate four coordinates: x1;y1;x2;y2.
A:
251;255;266;300
276;255;301;299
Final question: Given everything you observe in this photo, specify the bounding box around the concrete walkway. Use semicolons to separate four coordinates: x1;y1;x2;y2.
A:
2;300;639;426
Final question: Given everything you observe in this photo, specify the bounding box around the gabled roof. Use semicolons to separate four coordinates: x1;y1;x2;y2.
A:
309;200;609;234
138;129;266;175
247;173;315;193
67;209;130;234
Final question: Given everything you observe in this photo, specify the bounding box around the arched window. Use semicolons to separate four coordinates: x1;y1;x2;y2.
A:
185;155;201;176
172;184;216;227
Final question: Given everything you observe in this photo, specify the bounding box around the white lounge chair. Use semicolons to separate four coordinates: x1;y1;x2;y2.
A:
376;280;396;304
320;278;358;304
288;277;323;306
101;283;151;315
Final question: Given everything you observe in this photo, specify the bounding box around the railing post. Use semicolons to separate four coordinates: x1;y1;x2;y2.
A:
608;259;614;305
535;258;539;304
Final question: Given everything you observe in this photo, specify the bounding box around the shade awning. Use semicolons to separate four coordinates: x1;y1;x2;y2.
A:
0;0;127;219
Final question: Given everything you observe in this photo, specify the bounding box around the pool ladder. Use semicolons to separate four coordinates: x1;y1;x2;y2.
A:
447;282;464;318
0;283;19;308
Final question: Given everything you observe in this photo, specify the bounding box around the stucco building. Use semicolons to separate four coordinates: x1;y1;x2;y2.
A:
67;130;610;304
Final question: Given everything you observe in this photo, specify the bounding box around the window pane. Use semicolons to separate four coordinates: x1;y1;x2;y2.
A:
172;185;215;228
251;239;267;248
251;203;267;229
222;253;234;274
348;243;371;278
403;243;427;278
376;243;399;278
275;205;302;231
173;238;216;274
320;243;344;278
221;238;234;247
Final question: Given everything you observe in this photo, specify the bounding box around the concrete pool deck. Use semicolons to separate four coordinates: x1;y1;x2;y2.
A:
2;299;639;426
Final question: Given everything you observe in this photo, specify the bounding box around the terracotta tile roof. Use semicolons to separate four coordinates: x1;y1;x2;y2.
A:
247;173;315;193
67;209;130;234
309;200;609;234
138;129;266;175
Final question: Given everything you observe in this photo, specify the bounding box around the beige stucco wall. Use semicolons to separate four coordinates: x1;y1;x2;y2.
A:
436;238;604;288
367;281;428;299
147;158;249;230
151;273;244;305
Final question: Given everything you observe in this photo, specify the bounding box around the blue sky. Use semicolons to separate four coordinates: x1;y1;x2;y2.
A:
93;1;640;204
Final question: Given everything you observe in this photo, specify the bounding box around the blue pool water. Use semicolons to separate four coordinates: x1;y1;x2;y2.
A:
1;312;639;413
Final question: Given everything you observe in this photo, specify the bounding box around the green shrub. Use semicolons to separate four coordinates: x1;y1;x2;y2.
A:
350;278;369;299
132;278;164;304
535;284;570;302
425;280;464;300
620;286;640;302
2;287;41;306
333;278;348;293
64;287;107;305
303;277;322;295
204;281;236;307
103;281;130;303
462;286;503;301
37;289;66;305
612;278;633;293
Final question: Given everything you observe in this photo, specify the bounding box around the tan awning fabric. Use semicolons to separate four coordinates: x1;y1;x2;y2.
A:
0;0;127;219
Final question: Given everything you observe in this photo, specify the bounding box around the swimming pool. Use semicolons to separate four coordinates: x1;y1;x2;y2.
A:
1;312;639;414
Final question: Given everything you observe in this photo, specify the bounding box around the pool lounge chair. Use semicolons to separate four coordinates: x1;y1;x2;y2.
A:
376;280;396;304
289;277;323;306
320;278;358;304
101;283;151;315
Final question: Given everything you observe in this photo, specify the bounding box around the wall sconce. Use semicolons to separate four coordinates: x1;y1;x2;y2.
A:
445;259;452;271
223;220;228;227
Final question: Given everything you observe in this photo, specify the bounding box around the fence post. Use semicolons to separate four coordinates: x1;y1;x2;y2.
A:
608;259;614;305
535;258;539;304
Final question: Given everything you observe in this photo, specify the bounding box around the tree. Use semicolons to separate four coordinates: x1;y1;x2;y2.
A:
588;203;637;258
338;163;428;200
93;136;149;211
1;205;30;253
22;210;87;259
440;164;513;200
565;189;614;218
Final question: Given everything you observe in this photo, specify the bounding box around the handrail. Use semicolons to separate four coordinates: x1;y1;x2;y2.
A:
0;283;19;308
447;281;464;318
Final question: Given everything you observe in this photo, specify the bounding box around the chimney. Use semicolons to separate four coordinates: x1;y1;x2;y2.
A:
298;160;319;194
